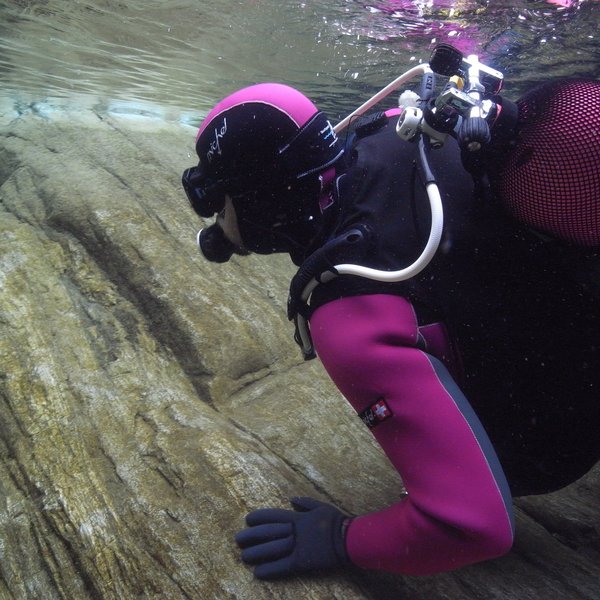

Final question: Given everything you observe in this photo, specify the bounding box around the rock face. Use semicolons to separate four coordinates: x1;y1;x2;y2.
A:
0;107;598;600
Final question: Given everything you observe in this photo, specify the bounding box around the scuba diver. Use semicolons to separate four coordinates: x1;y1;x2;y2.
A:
181;47;600;579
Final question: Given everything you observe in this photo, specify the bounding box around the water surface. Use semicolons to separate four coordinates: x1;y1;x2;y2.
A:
0;1;598;125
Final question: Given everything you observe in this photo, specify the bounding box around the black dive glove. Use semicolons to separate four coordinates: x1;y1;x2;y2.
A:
235;496;352;580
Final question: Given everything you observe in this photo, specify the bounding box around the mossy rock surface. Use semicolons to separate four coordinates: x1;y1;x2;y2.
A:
0;109;598;599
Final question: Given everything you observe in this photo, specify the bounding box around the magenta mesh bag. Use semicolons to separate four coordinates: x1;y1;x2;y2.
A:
492;79;600;247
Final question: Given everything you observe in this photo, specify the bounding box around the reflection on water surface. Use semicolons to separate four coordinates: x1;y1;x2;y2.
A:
0;0;598;123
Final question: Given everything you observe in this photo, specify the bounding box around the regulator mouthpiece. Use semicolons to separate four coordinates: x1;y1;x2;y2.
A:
197;225;235;263
429;44;464;77
429;44;504;96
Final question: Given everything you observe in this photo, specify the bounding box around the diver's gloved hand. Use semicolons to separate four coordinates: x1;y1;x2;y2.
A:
235;496;352;580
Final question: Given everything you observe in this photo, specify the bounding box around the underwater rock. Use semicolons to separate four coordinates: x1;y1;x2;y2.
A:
0;108;598;599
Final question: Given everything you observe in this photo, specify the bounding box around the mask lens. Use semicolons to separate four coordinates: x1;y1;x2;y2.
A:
182;167;226;217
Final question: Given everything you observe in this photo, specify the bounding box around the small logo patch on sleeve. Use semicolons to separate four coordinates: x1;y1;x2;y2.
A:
359;398;393;429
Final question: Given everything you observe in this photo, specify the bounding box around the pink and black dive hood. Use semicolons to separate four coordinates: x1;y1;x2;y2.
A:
182;83;344;260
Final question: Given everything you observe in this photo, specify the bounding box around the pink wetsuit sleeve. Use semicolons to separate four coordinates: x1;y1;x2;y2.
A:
309;294;514;575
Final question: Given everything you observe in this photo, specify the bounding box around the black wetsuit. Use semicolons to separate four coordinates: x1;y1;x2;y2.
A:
310;118;600;496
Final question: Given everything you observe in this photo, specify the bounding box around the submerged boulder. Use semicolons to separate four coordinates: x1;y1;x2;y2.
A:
0;107;598;599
